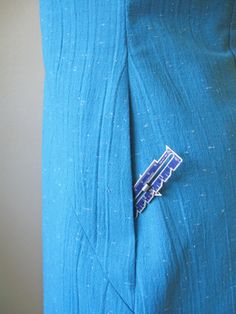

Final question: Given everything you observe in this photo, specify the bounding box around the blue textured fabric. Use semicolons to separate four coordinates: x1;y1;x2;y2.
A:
40;1;236;313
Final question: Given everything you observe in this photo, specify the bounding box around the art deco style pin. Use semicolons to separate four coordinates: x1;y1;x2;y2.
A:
134;145;183;218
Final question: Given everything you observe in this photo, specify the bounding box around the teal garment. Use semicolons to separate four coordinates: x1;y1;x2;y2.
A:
40;1;236;313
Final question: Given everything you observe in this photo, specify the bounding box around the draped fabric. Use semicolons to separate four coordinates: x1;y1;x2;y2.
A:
40;1;236;313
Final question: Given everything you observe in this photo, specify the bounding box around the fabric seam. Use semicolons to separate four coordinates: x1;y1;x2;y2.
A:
124;2;138;313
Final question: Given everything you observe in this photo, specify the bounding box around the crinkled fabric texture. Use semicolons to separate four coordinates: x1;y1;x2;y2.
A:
40;1;236;313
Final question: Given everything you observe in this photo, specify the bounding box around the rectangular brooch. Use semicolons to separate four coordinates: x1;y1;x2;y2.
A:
133;145;183;218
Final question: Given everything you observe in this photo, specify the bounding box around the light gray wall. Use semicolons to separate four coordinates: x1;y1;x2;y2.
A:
0;1;43;313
